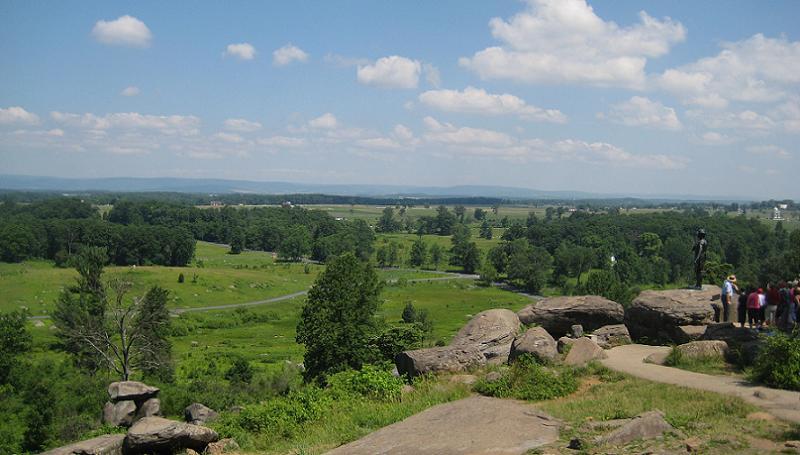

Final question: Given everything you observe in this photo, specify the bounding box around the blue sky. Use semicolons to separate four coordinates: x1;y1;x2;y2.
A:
1;0;798;198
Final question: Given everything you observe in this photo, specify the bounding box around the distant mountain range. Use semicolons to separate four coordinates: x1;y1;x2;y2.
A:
0;174;755;202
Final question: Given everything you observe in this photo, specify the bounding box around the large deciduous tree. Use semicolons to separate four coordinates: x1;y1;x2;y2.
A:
296;253;382;383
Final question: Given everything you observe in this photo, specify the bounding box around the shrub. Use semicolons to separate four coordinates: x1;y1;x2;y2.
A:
749;332;800;390
474;355;578;401
401;301;417;323
225;358;254;384
221;387;331;438
371;325;423;361
327;365;404;401
178;273;185;283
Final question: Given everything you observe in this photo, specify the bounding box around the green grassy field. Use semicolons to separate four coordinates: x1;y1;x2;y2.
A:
0;242;323;315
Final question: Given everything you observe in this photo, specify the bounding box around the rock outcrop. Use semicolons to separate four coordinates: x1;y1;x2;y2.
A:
123;417;218;454
325;396;560;454
451;309;520;364
102;381;161;427
596;410;673;446
517;296;624;338
676;340;729;361
592;324;632;349
41;434;125;455
395;346;486;377
108;382;159;402
625;286;717;343
184;403;219;426
509;326;558;363
564;337;607;366
103;401;137;428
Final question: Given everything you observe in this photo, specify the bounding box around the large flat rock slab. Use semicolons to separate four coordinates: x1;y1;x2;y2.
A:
325;396;560;455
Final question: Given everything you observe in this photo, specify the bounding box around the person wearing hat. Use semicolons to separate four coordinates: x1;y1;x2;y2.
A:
720;274;737;323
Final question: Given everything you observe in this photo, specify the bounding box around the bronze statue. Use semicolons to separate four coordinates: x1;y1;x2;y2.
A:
691;229;707;289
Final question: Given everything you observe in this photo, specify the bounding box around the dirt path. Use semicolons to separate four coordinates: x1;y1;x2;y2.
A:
324;395;560;455
602;344;800;423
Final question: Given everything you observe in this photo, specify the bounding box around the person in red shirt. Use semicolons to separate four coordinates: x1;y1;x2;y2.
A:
747;288;762;329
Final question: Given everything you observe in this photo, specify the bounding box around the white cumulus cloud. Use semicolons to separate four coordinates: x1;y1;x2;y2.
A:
273;44;309;66
746;145;790;158
224;43;256;60
459;0;685;88
92;15;152;48
51;111;200;135
224;118;262;132
357;56;421;89
657;34;800;106
602;96;682;130
308;113;338;129
419;86;566;123
0;106;40;125
120;86;140;97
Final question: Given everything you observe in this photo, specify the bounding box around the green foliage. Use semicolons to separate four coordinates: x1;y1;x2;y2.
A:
664;346;731;376
328;365;404;401
409;237;427;268
225;357;255;384
218;386;332;438
296;253;382;382
749;332;800;390
581;269;637;306
401;301;417;323
376;207;401;233
371;325;424;361
474;355;578;401
0;309;31;384
429;243;444;269
278;225;311;262
479;220;493;239
478;261;497;287
178;272;185;283
506;240;552;293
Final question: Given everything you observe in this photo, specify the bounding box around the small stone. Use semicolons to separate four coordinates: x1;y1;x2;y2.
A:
185;449;200;455
753;390;776;400
684;437;702;452
564;337;607;366
644;351;669;365
568;438;584;450
205;438;240;455
184;403;219;426
557;336;576;354
484;371;503;383
571;324;584;338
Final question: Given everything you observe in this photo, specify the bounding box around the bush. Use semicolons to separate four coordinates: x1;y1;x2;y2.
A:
178;273;185;283
371;325;423;361
225;358;254;384
749;332;800;390
217;387;331;438
327;365;404;402
474;355;578;401
401;301;417;323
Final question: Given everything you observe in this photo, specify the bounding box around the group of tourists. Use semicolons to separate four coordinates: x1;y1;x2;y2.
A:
720;275;800;330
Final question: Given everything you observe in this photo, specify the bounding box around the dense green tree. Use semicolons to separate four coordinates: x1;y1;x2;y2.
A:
429;243;444;270
480;220;493;239
478;261;497;287
637;232;663;257
229;228;245;254
473;208;486;221
409;237;428;267
296;253;382;382
434;205;456;236
454;205;466;223
278;225;311;261
0;309;32;384
376;207;400;233
507;240;552;293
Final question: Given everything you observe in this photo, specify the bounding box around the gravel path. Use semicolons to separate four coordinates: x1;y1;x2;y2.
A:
602;344;800;423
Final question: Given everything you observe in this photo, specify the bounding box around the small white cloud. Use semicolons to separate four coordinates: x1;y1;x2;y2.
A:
309;113;338;129
603;96;682;130
257;136;307;147
419;86;566;123
273;44;309;66
213;132;244;143
224;43;256;60
224;118;262;132
357;56;421;89
92;15;152;48
696;131;737;146
423;116;513;147
0;106;40;125
746;145;790;158
120;86;140;97
47;128;64;137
